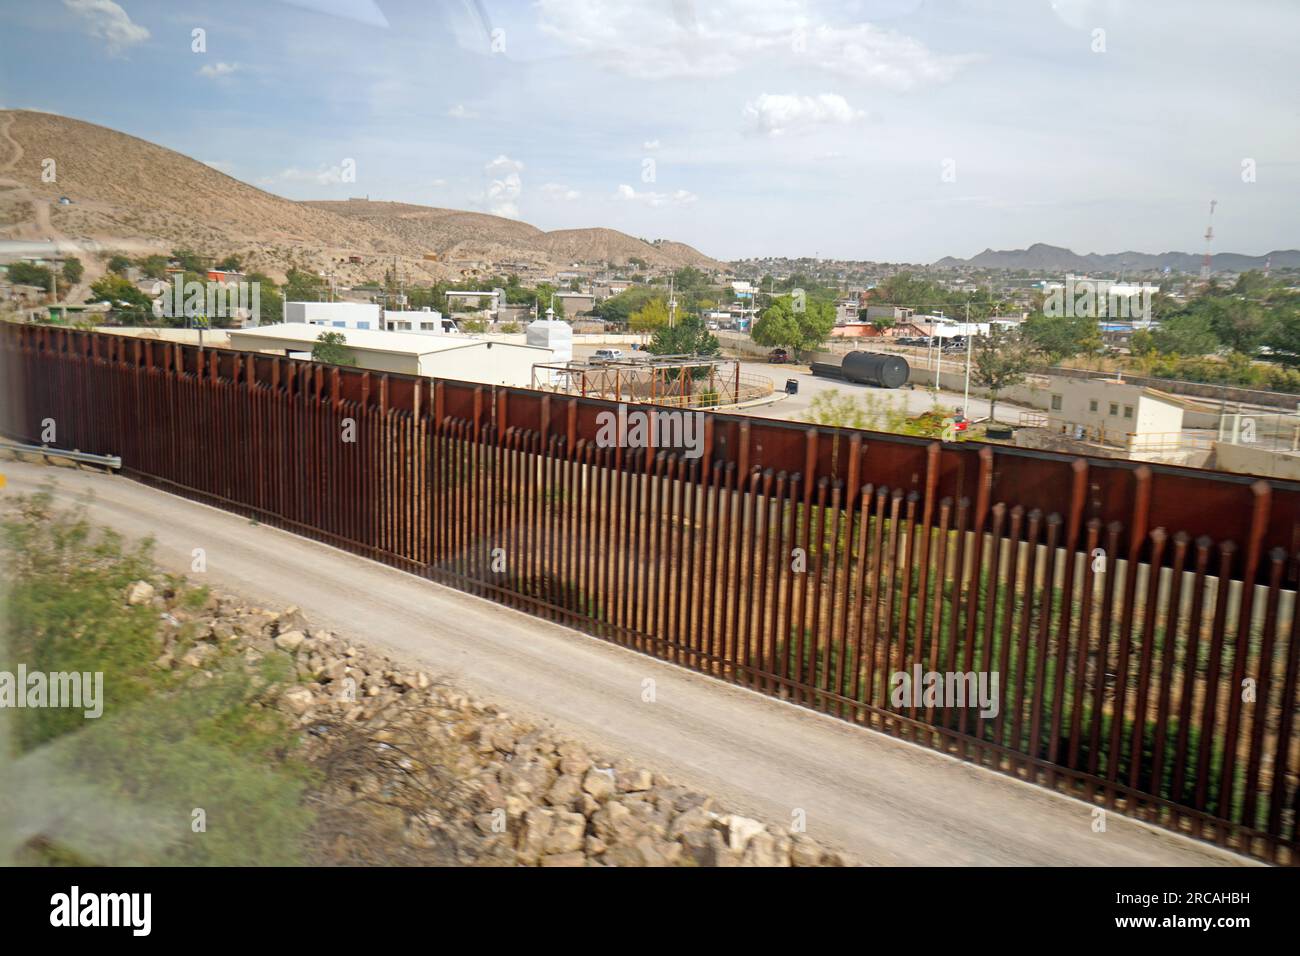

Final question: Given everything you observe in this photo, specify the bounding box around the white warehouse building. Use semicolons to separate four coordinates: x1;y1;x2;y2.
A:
284;301;458;335
226;323;551;388
285;300;381;330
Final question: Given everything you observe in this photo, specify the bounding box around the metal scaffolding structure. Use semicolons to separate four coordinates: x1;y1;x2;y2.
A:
531;353;771;408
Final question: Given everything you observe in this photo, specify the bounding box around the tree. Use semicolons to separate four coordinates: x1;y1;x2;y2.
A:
106;255;132;276
629;298;670;336
1151;312;1220;356
971;327;1033;422
170;249;207;273
138;255;169;280
647;315;719;358
61;257;84;286
284;267;325;302
1021;313;1101;363
7;262;53;288
751;295;835;354
216;254;243;272
311;331;356;366
246;271;282;325
87;274;152;315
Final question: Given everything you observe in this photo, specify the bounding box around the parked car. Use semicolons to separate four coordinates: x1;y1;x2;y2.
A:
592;348;624;362
768;347;790;363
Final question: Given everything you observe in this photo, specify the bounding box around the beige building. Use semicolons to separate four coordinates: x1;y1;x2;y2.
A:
226;323;550;387
1044;377;1184;448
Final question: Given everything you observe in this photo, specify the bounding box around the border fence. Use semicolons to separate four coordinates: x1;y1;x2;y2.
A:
3;323;1300;863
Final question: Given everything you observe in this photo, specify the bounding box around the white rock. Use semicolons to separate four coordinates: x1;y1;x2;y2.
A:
126;581;155;606
275;630;306;652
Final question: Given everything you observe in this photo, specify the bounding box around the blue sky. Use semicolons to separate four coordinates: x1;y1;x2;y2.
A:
1;0;1296;262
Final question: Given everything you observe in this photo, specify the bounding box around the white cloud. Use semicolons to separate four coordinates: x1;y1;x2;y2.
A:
535;0;971;89
742;93;863;136
804;24;977;91
431;178;447;187
484;155;523;217
203;159;235;174
198;61;240;79
448;104;476;119
63;0;150;55
613;184;698;207
262;163;352;186
485;155;524;174
541;182;581;201
642;139;661;151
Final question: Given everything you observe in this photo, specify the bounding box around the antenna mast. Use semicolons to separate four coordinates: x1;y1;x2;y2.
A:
1200;199;1217;284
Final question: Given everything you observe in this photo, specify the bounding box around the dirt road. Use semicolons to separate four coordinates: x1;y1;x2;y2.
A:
0;458;1252;866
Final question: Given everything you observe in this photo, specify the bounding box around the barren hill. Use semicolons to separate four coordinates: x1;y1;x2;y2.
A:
0;110;718;290
0;109;405;285
305;200;720;271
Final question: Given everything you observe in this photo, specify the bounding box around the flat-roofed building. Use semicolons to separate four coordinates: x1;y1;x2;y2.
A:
226;323;550;387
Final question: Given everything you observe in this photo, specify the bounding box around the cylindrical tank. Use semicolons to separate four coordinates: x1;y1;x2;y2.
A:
840;351;910;389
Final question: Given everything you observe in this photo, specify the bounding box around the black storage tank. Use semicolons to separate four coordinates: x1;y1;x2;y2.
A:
840;351;910;389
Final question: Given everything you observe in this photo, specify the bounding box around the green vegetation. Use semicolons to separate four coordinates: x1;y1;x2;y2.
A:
87;273;152;315
805;389;956;438
646;315;720;360
751;294;835;354
971;326;1034;421
60;257;84;286
6;261;54;289
629;297;669;336
0;490;315;865
311;330;356;366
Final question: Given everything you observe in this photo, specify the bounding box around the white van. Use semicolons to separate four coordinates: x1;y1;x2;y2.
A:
592;348;624;362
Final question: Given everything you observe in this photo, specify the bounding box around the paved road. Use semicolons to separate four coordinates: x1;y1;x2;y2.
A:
0;458;1252;866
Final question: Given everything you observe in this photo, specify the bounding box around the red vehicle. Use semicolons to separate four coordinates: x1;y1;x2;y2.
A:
768;348;790;363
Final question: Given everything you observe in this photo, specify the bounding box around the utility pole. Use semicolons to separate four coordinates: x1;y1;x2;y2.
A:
963;300;972;418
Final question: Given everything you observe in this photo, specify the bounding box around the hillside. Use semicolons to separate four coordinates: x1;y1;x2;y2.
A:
0;110;718;289
931;242;1300;273
305;200;720;271
0;110;407;285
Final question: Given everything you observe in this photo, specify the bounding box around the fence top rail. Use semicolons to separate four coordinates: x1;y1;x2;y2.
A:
8;321;1300;573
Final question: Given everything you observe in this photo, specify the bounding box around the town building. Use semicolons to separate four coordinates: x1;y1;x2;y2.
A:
225;323;551;387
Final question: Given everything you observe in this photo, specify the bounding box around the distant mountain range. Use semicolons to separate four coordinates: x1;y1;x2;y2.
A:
931;243;1300;274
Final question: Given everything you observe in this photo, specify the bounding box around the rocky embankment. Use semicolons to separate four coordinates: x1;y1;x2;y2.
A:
131;579;853;867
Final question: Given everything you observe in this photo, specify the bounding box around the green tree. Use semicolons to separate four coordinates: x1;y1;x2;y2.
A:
1152;312;1220;356
138;255;169;280
7;262;53;288
311;331;356;366
61;257;84;286
87;274;153;315
630;298;670;336
751;295;834;354
106;255;132;276
216;254;244;272
1021;313;1101;363
647;315;719;357
170;248;208;273
246;272;282;325
971;326;1033;422
284;267;326;302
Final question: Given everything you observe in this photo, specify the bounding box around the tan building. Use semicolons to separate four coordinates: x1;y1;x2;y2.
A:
1044;377;1184;448
226;323;550;387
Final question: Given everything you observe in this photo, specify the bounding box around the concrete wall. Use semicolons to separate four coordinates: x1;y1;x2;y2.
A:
422;343;550;388
1211;442;1300;480
1045;364;1300;412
